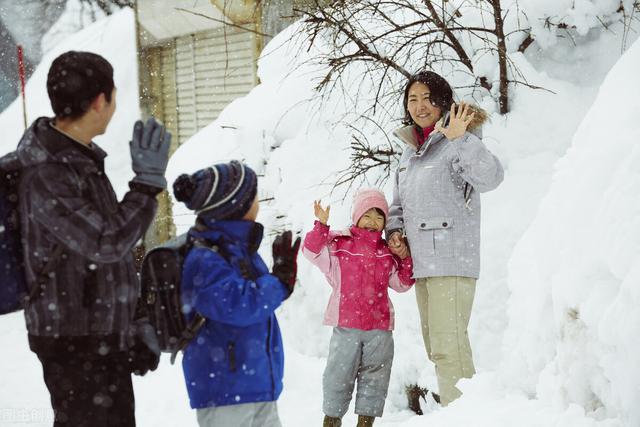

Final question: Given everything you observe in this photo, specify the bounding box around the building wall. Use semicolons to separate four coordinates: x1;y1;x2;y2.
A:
137;41;178;247
143;26;258;148
168;27;257;144
137;0;303;244
138;22;258;244
260;0;295;47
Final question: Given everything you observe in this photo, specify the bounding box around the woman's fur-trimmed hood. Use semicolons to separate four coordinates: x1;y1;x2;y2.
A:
394;104;488;148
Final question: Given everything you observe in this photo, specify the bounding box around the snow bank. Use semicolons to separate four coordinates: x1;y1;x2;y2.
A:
41;0;108;54
502;37;640;424
517;0;636;48
0;7;139;197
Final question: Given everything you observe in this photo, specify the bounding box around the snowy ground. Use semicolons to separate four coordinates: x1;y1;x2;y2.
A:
1;5;640;427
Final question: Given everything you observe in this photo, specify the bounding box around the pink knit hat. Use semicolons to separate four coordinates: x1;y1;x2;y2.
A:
352;188;389;225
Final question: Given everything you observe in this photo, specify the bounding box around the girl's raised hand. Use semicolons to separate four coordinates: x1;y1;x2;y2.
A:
313;200;330;225
435;102;475;141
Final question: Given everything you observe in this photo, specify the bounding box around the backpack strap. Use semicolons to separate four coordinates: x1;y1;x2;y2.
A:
170;313;206;364
190;235;256;280
169;235;222;365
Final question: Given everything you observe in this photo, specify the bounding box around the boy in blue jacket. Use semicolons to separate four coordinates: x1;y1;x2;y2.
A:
172;161;300;427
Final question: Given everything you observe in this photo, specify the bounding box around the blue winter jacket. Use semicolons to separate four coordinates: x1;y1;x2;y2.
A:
180;219;288;409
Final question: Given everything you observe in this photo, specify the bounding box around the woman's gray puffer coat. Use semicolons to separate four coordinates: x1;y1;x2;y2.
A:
386;106;504;279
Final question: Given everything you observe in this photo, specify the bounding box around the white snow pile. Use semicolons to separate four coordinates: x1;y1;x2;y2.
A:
518;0;638;48
0;7;139;197
41;0;109;54
501;37;640;425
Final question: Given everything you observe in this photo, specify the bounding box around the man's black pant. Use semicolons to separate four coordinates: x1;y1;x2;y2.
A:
37;351;135;427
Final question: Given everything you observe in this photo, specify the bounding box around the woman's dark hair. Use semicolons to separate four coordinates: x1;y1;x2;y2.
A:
402;71;453;126
46;51;114;119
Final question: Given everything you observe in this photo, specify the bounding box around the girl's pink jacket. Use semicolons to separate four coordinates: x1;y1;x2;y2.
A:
303;221;415;331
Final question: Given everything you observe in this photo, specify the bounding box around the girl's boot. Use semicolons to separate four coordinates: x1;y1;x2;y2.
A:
323;415;342;427
356;415;375;427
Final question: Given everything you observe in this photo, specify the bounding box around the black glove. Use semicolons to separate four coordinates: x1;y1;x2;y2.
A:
130;118;172;190
127;318;161;376
272;230;301;297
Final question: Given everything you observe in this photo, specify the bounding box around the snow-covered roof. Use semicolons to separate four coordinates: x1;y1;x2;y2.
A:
137;0;231;46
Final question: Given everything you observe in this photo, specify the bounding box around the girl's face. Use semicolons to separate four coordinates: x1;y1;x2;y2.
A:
357;208;385;232
407;81;442;128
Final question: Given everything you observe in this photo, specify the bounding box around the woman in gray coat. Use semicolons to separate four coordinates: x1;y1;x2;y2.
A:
387;71;504;406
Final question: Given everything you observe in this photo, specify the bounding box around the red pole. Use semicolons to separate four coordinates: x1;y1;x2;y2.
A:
17;45;27;129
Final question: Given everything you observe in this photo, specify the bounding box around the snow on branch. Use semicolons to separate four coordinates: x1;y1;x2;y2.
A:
76;0;133;16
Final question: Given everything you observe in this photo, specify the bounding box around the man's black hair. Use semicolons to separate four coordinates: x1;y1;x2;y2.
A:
46;51;114;120
402;71;453;126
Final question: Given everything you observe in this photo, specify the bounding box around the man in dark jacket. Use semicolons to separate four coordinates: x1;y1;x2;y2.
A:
9;51;171;426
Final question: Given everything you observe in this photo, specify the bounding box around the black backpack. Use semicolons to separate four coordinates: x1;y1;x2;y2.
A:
0;164;64;315
0;168;26;314
140;233;248;364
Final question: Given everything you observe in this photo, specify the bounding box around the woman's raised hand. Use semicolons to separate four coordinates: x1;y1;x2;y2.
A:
314;200;330;225
435;102;475;141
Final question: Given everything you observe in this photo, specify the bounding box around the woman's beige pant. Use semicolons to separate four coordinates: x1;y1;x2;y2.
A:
415;276;476;406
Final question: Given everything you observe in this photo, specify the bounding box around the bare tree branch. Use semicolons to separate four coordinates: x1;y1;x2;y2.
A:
174;7;273;37
78;0;133;15
292;0;562;190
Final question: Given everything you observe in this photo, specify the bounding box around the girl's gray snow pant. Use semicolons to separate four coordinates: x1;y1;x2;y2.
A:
196;401;281;427
323;327;394;418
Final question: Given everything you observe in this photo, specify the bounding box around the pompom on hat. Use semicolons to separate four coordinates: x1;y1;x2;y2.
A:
173;160;257;220
351;188;389;225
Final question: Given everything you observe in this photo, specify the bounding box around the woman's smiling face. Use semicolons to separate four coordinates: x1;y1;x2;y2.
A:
407;81;442;128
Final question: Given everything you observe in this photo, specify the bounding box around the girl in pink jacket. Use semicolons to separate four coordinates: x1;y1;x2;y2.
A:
303;188;414;427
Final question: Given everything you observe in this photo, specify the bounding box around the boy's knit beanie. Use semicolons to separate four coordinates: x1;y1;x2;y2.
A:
172;160;257;220
352;188;389;225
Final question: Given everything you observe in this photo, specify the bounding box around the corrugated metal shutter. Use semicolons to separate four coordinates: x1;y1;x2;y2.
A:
160;26;256;146
193;29;256;126
175;35;198;144
159;40;179;146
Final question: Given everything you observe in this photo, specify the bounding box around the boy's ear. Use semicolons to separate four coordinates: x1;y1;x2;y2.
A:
90;92;107;113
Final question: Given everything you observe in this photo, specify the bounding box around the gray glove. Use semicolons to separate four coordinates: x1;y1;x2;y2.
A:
130;117;172;190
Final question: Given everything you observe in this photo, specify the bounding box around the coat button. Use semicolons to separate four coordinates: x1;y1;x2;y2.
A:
442;222;448;227
420;223;426;228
